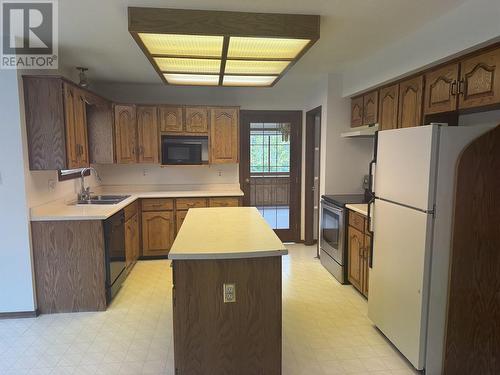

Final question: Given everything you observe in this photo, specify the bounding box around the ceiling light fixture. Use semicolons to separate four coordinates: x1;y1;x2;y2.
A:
128;8;320;87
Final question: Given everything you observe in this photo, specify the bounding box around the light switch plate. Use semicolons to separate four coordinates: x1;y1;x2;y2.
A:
223;283;236;303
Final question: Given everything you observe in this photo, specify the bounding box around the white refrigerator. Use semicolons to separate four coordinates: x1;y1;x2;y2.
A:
367;124;496;374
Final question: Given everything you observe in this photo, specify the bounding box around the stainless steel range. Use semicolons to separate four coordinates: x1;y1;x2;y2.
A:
320;194;366;284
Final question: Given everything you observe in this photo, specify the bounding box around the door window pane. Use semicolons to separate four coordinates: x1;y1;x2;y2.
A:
249;122;291;229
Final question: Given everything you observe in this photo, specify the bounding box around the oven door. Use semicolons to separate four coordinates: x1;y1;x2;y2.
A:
320;200;345;265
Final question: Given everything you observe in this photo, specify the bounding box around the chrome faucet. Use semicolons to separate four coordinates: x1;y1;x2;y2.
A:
78;167;101;201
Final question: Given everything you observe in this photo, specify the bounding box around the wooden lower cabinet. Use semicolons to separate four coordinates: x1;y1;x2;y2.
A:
176;210;188;233
348;226;364;292
142;211;175;256
208;197;240;207
347;211;371;298
125;212;140;270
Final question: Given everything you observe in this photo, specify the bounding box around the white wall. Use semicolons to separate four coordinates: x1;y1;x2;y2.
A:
324;74;374;194
0;71;35;313
342;0;500;96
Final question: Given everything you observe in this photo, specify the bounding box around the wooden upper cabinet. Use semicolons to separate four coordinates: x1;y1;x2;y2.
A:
398;76;424;128
114;105;137;164
351;96;363;127
362;234;371;297
379;84;399;131
459;48;500;110
362;91;378;125
137;106;159;164
63;84;89;169
63;83;79;169
209;107;239;164
424;63;459;115
159;106;183;133
185;106;208;133
73;89;89;167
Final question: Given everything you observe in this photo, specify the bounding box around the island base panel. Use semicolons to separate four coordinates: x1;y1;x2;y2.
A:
172;256;282;375
31;220;106;313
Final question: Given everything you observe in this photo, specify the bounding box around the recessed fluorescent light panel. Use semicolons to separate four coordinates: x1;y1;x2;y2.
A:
129;8;320;87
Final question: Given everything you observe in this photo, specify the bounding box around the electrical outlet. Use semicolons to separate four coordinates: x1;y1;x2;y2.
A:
223;283;236;303
218;169;222;177
48;179;56;191
142;169;147;176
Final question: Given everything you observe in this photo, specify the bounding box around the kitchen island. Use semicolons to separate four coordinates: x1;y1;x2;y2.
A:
169;207;287;375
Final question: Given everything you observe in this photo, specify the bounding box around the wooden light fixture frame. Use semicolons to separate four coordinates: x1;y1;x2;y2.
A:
128;7;320;87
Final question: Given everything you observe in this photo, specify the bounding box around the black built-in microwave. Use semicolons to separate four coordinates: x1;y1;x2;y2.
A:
161;135;208;165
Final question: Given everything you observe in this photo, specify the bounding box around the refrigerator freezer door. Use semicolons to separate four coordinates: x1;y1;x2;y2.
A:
374;125;439;211
368;199;433;370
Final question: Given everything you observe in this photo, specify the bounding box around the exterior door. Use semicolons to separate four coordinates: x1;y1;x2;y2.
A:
240;111;302;242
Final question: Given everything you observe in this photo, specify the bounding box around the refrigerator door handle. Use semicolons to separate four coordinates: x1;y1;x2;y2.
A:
367;198;375;268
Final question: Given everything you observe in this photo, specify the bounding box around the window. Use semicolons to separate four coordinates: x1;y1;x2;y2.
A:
250;123;290;174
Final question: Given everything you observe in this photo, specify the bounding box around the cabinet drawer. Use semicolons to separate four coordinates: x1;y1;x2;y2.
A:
176;198;207;210
142;198;174;211
208;197;240;207
349;210;366;233
124;200;138;221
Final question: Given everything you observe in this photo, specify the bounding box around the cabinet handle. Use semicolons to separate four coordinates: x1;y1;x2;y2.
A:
450;81;457;96
458;79;465;95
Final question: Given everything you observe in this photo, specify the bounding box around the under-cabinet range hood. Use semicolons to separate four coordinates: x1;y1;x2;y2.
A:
341;124;379;138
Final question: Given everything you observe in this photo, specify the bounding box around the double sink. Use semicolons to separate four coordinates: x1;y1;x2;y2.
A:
73;195;131;205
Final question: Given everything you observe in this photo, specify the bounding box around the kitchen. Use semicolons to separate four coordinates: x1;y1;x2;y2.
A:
0;1;499;374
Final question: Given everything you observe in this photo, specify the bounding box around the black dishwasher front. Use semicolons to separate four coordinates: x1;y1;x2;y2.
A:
104;210;127;303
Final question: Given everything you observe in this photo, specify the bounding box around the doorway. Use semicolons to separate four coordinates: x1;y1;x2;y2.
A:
304;106;322;247
240;111;302;242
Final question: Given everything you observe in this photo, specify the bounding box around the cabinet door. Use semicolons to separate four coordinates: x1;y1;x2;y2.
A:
208;197;240;207
74;89;89;167
459;48;500;110
424;63;459;115
379;84;399;131
132;214;140;262
185;107;208;133
114;105;137;164
398;76;424;128
142;211;174;256
176;210;188;233
159;106;183;133
125;216;135;270
63;83;80;169
209;107;239;164
347;226;364;292
351;96;363;127
363;91;378;125
137;106;159;164
362;234;371;297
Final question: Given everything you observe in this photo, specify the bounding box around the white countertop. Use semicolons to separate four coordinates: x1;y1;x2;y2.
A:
30;189;244;221
169;207;288;260
346;203;368;216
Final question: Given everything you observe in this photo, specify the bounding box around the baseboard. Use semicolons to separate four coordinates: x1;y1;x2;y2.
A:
0;310;39;319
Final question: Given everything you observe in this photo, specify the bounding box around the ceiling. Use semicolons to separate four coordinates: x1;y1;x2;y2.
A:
59;0;467;86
